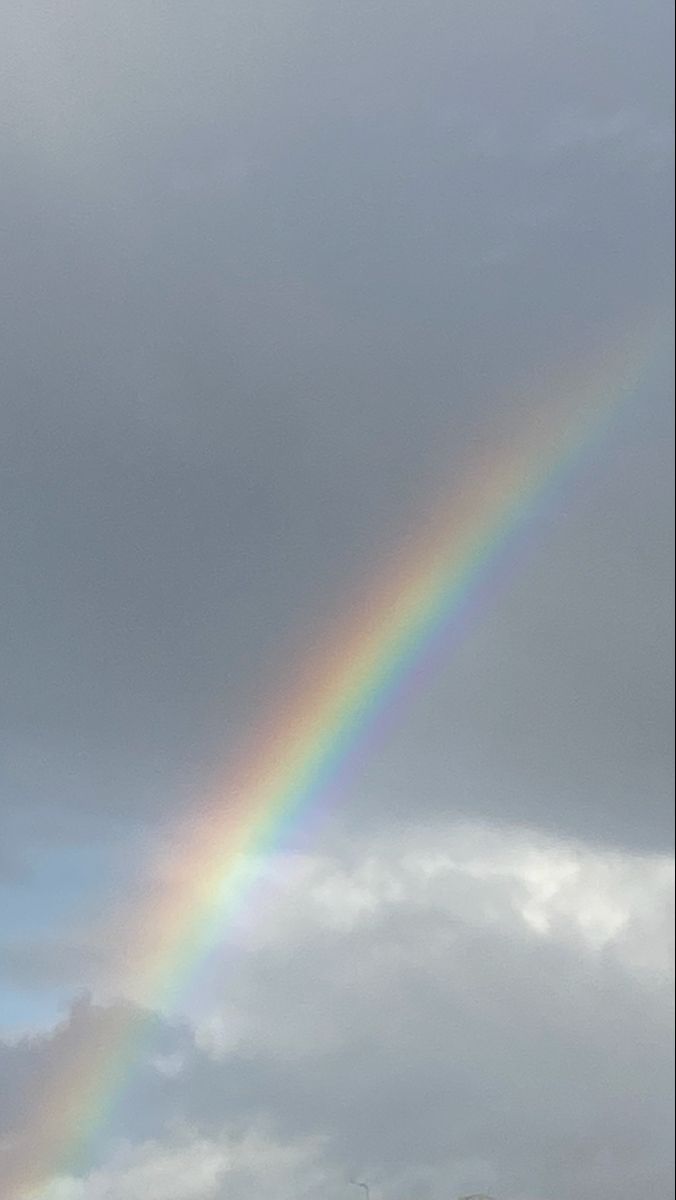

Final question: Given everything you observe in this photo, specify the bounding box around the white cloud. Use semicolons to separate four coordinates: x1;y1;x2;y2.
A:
40;1140;226;1200
197;823;674;980
38;1128;333;1200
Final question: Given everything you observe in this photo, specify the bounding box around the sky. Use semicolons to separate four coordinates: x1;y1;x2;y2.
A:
0;2;674;1198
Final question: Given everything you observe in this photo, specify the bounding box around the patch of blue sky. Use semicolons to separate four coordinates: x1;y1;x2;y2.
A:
0;983;67;1038
0;840;122;940
0;837;137;1034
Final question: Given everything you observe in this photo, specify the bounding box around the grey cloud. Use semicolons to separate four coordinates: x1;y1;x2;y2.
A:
351;398;674;849
1;0;672;851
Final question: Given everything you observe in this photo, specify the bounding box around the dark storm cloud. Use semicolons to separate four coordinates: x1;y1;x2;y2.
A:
1;0;672;853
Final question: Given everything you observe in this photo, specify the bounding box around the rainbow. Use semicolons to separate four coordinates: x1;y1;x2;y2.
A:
5;322;667;1198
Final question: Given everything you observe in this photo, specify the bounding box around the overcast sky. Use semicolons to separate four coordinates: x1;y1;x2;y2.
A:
1;3;674;1198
